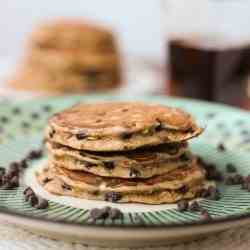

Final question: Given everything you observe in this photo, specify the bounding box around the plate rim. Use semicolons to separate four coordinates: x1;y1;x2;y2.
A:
1;94;250;229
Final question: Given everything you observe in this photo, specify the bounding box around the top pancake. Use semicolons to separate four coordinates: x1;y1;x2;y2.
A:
47;102;203;151
30;19;116;53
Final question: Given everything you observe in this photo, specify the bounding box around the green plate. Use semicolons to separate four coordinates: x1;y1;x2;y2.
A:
1;94;250;247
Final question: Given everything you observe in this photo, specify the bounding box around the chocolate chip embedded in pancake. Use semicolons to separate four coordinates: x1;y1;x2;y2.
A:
47;141;193;178
47;102;203;151
37;163;206;204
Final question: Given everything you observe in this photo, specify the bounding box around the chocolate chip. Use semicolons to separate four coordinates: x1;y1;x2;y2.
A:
84;162;95;169
155;121;163;132
31;112;39;119
43;105;52;112
217;143;226;152
109;208;123;220
42;177;52;184
49;129;55;138
24;187;34;198
200;188;210;198
180;153;190;162
226;163;237;173
120;132;132;140
122;108;129;112
201;210;212;221
95;119;102;123
105;192;122;203
29;195;39;207
90;207;110;220
189;201;201;212
62;183;71;191
207;186;221;200
0;116;9;123
35;198;49;209
179;185;189;193
21;121;30;128
206;112;216;119
129;168;140;178
0;167;5;176
20;159;28;169
27;150;43;160
103;161;115;170
76;133;88;140
241;130;250;135
12;107;21;114
177;200;189;212
206;166;223;181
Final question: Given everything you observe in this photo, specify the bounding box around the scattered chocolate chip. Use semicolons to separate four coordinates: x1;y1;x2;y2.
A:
109;208;123;220
21;121;30;128
206;113;216;119
76;133;88;140
217;143;226;152
43;105;52;112
19;159;28;169
29;195;39;206
241;130;250;135
200;188;210;198
235;120;245;126
35;198;49;209
27;150;43;160
120;132;132;140
62;183;72;191
129;168;140;178
216;123;225;129
207;186;221;200
95;119;102;123
122;108;129;112
12;107;21;114
205;165;223;181
0;116;9;123
105;192;122;203
31;112;39;119
90;207;110;220
24;187;34;198
0;167;5;176
189;201;201;212
201;210;212;221
103;161;115;170
177;200;189;212
226;163;237;173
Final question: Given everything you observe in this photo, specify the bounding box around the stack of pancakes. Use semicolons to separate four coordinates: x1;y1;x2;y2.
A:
10;19;121;94
38;102;206;204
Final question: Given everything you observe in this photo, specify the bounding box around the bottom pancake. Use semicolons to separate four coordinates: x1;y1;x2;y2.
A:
37;162;207;204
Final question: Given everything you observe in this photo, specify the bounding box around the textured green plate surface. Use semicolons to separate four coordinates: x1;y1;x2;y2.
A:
1;94;250;229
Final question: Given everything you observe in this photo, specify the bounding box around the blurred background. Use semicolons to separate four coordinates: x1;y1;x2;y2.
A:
1;0;250;110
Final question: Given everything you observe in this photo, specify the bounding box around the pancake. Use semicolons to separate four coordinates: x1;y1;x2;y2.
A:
46;102;203;151
30;19;117;53
37;162;206;204
47;141;193;178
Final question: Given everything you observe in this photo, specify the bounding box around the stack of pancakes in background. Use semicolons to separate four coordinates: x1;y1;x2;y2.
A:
38;102;207;204
10;19;122;94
